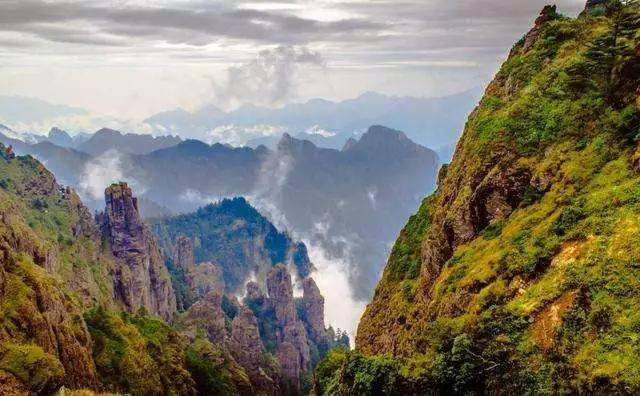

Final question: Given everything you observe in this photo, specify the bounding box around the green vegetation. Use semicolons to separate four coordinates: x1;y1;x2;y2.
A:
386;196;433;281
151;197;312;299
323;1;640;394
84;307;197;395
0;343;64;393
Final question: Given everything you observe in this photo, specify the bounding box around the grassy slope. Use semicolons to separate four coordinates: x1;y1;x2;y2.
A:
322;3;640;394
0;150;242;394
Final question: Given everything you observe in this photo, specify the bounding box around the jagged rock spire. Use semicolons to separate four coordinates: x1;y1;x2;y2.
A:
101;182;176;320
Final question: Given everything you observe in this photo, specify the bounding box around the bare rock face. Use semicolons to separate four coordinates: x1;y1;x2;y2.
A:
266;265;310;386
183;292;227;344
301;277;327;346
187;262;225;299
245;281;265;302
101;182;176;321
523;5;557;53
172;235;194;271
267;264;297;326
230;306;278;393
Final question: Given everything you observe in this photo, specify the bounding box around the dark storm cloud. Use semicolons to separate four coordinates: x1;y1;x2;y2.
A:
0;0;386;46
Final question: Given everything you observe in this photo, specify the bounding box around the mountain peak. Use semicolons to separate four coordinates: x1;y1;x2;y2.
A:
343;125;429;157
277;132;317;152
95;127;123;136
48;127;74;147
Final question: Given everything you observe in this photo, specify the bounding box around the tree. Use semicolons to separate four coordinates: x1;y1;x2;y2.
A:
585;0;640;99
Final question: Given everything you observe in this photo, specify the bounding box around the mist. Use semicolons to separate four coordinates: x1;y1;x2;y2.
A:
214;45;326;110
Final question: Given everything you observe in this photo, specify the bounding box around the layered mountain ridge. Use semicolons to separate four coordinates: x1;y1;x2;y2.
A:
1;125;440;301
0;143;343;394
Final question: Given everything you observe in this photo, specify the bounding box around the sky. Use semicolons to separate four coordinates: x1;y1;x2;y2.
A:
0;0;586;122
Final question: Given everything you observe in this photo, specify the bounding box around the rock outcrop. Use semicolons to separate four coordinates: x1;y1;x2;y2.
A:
183;292;227;344
186;262;225;299
301;277;327;346
172;235;194;271
522;5;557;53
100;182;176;321
230;306;278;393
267;265;310;387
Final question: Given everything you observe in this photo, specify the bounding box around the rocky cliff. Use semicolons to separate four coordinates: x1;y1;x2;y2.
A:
151;197;314;303
0;146;105;393
0;144;342;395
100;182;176;321
318;2;640;394
153;198;342;393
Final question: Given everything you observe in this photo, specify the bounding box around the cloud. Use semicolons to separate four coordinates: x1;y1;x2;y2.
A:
78;150;125;201
214;45;326;108
206;124;288;146
305;125;336;138
0;0;384;47
179;189;221;206
304;240;366;343
78;149;144;202
247;149;294;230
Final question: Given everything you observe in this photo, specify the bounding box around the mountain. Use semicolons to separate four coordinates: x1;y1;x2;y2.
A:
145;89;481;152
131;125;439;299
150;197;314;308
0;120;440;307
47;127;74;147
2;124;439;303
0;123;46;145
315;3;640;393
0;145;344;394
77;127;182;156
0;95;87;126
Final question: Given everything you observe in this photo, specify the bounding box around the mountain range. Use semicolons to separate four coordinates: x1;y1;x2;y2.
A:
0;147;346;394
0;89;480;162
145;89;481;158
0;124;440;303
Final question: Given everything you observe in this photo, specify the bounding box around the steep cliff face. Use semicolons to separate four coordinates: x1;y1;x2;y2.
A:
152;197;340;394
350;2;640;393
0;147;105;393
267;264;311;387
100;182;176;320
151;197;313;300
301;277;328;347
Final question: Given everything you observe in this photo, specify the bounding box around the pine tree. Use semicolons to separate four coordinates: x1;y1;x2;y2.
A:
585;0;640;98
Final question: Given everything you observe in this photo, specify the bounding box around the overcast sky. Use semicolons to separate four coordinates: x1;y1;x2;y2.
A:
0;0;586;120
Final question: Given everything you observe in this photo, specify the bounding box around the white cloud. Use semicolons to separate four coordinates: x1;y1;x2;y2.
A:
206;124;287;146
305;124;336;138
179;188;220;206
305;240;367;344
214;45;326;109
78;149;144;201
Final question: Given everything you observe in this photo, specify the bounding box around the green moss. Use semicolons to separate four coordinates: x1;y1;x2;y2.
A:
386;196;434;281
84;307;196;395
344;3;640;394
0;343;64;393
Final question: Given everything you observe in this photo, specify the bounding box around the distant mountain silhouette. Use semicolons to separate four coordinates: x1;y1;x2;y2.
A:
77;128;182;156
3;124;440;300
145;89;481;150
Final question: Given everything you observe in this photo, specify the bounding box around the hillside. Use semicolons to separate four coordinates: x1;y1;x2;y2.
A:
316;2;640;394
150;197;314;308
0;145;343;394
